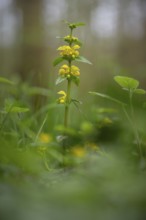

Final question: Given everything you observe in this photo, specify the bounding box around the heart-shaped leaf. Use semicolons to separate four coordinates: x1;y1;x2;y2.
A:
114;76;139;90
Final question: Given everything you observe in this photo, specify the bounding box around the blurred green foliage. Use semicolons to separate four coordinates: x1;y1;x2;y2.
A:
0;74;146;220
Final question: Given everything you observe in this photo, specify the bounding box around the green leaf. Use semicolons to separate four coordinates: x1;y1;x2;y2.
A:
114;76;139;90
75;39;82;46
4;99;30;113
134;89;146;95
69;23;85;29
73;22;85;27
55;76;66;85
72;76;80;86
71;99;82;105
89;92;126;106
5;106;29;113
0;77;14;85
97;108;117;113
63;20;85;29
75;56;92;65
53;57;64;66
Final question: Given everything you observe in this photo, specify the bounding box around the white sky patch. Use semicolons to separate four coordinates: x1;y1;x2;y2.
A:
91;0;118;38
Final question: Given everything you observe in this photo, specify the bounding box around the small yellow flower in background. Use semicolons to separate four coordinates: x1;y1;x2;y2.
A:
71;146;86;158
57;90;67;104
57;45;80;58
39;133;52;143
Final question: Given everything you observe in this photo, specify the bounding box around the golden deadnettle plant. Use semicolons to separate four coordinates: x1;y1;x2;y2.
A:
53;21;91;132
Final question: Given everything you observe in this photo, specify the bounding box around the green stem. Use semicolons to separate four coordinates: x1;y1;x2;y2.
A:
129;90;134;118
62;77;71;162
64;27;73;128
128;91;142;157
62;27;73;160
64;79;71;128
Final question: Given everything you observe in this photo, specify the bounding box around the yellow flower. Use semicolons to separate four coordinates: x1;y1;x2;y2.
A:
59;65;70;76
62;64;69;69
64;35;78;44
71;146;86;157
39;133;52;143
57;45;80;59
71;65;80;76
59;69;65;75
57;90;67;104
57;90;66;96
59;65;80;77
73;45;80;50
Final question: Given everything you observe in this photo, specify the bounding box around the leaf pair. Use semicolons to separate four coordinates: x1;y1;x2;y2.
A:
63;20;85;29
53;56;92;66
114;76;146;94
56;76;80;86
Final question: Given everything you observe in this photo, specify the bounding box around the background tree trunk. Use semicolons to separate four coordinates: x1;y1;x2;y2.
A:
15;0;49;109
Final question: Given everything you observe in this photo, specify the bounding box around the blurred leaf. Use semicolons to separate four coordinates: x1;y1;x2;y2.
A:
75;56;92;65
134;89;146;95
114;76;139;90
97;108;117;113
80;121;94;134
5;106;30;113
0;77;14;85
55;125;77;136
72;76;80;86
71;99;82;105
89;92;126;105
0;139;43;174
55;76;66;85
4;100;30;113
63;20;85;29
73;22;85;27
76;40;82;46
53;57;64;66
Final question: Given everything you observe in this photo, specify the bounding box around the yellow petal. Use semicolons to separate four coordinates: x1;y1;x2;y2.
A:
57;91;66;96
